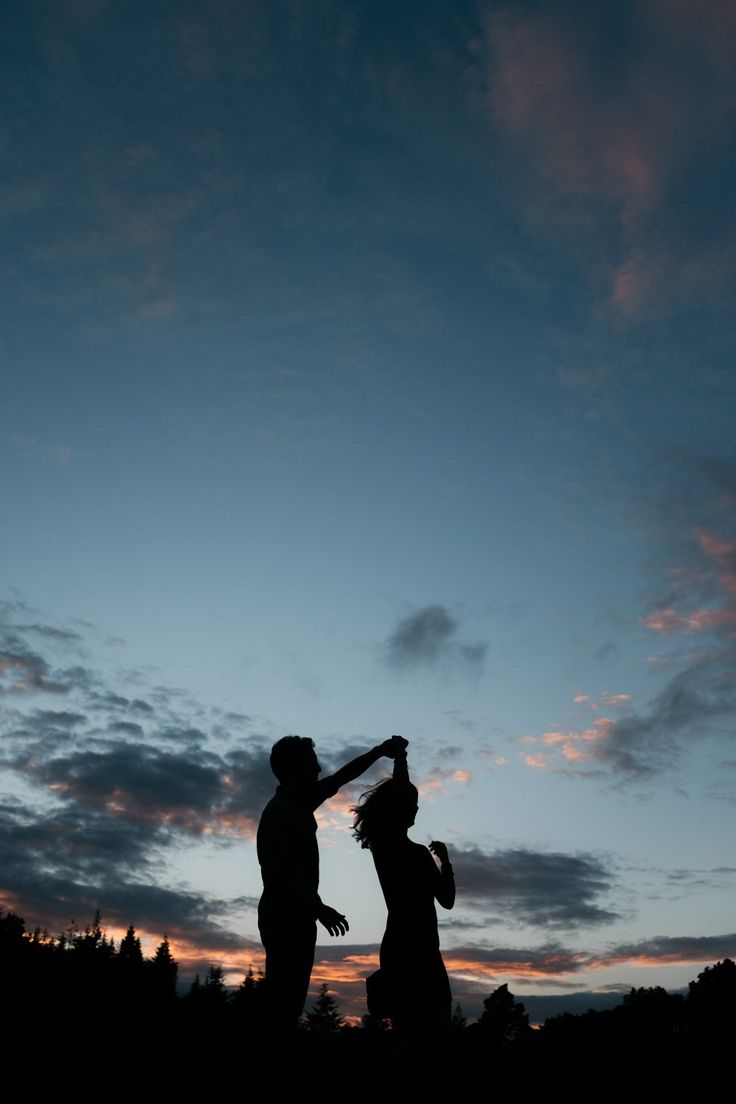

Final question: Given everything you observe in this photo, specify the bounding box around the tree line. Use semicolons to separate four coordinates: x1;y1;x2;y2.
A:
2;908;733;1099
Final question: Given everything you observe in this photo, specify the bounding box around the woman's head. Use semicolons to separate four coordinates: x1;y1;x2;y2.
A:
352;779;419;849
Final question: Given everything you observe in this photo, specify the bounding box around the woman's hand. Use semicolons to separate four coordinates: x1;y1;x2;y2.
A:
429;840;450;865
430;841;455;908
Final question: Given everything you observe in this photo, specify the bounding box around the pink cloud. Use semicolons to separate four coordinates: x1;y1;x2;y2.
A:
443;948;588;979
522;717;615;773
645;605;736;634
643;609;688;633
644;528;736;636
485;12;664;221
418;767;472;799
482;3;736;312
650;0;736;93
522;752;550;771
611;239;736;315
697;529;736;562
610;247;665;313
602;693;632;708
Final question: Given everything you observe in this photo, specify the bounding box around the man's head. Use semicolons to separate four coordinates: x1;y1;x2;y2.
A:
270;735;321;784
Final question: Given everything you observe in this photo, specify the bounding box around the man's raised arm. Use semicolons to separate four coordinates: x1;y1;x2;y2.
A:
317;734;408;797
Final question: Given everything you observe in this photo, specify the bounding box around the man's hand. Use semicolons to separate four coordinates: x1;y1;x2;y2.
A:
378;734;409;759
429;840;450;865
317;904;349;937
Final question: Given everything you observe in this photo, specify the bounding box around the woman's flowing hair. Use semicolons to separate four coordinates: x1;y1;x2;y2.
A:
352;778;418;849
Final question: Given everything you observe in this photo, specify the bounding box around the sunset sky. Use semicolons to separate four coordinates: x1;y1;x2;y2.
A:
2;0;736;1021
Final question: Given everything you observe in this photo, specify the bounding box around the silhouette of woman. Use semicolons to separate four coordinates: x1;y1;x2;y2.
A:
352;743;455;1035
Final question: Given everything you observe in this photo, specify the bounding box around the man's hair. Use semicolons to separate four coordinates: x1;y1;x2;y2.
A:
270;735;316;782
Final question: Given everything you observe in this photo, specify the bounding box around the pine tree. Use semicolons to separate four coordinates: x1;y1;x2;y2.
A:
149;936;178;999
118;925;143;965
203;964;226;992
200;964;228;1011
451;1001;467;1032
74;910;105;955
304;983;344;1034
232;965;262;1024
241;965;257;995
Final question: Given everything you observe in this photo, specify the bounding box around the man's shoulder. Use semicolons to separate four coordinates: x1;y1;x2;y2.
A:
258;785;314;827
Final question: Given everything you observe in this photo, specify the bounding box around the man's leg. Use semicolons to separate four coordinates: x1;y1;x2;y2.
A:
259;912;317;1033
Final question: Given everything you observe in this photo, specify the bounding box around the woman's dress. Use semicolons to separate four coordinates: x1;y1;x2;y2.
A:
371;837;451;1031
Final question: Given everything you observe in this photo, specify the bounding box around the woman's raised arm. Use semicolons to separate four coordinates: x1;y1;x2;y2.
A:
392;742;411;787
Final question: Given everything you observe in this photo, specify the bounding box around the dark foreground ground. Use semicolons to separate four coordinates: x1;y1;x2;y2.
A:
9;1018;730;1103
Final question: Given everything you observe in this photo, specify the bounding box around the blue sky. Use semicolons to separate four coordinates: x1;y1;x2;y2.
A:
2;0;736;1019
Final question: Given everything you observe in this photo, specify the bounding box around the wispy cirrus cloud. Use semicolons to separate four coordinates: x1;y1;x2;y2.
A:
9;434;79;466
481;1;736;313
485;12;662;222
523;473;736;778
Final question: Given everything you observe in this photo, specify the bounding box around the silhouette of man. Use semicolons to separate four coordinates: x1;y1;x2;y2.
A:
257;734;407;1031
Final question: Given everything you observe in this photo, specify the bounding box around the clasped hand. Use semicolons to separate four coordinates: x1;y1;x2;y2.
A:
380;734;409;758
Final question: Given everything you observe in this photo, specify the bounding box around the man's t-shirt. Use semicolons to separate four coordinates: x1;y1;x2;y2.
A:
257;776;340;922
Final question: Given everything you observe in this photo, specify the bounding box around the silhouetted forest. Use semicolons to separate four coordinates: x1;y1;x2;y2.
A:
3;909;732;1100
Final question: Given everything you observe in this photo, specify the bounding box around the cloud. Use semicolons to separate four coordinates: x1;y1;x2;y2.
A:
313;929;736;987
0;598;279;952
0;606;83;695
0;644;70;695
14;623;83;644
307;928;736;1016
525;651;736;779
481;1;736;312
386;606;455;665
524;477;736;778
303;929;736;1021
522;717;614;773
7;737;274;841
665;867;736;893
20;743;224;829
603;933;736;969
444;942;589;979
602;693;632;708
384;605;487;672
485;10;661;219
445;931;736;987
0;799;252;953
417;767;472;800
451;846;618;929
9;434;76;465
